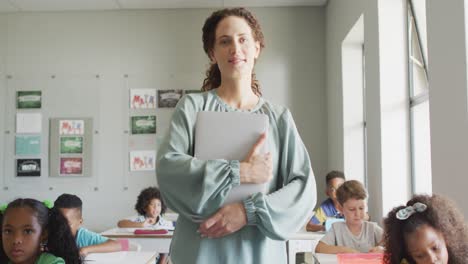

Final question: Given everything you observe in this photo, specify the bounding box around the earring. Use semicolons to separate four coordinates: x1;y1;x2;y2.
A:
40;241;48;252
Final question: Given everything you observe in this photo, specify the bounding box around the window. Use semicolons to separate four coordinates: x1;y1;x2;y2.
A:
342;15;367;184
408;0;432;194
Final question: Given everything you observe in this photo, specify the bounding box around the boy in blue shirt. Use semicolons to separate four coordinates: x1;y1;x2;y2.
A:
54;194;122;256
307;171;345;232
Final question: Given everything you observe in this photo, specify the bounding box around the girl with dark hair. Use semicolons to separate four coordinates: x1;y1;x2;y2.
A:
0;198;81;264
157;7;316;264
117;186;171;229
117;187;172;264
383;194;468;264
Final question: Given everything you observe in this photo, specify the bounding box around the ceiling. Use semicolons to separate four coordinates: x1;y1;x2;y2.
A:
0;0;328;13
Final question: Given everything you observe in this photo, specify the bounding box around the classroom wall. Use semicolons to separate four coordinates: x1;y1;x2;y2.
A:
326;0;411;222
426;0;468;216
0;15;5;184
0;7;326;231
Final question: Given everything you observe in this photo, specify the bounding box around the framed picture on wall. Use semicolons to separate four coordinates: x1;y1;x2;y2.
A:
59;120;85;135
60;157;83;175
184;89;203;95
49;118;92;178
60;137;83;154
17;91;42;109
130;89;157;109
129;151;155;171
157;89;183;108
131;115;156;135
16;135;41;156
16;159;41;177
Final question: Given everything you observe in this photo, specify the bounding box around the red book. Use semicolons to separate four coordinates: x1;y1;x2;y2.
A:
134;229;169;235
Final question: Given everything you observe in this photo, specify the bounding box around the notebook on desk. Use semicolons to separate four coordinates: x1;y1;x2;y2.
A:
194;111;270;206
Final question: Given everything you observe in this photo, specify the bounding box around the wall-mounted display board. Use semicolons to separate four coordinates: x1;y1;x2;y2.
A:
49;117;93;177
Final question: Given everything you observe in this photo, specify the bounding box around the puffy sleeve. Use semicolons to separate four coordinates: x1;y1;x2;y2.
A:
242;109;317;240
156;96;241;219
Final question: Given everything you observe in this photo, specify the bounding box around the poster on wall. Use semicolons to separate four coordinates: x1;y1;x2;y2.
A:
15;135;41;156
17;91;42;109
130;89;157;109
16;159;41;177
130;151;155;171
131;116;156;135
60;137;83;154
16;113;42;133
157;89;183;108
59;120;84;135
184;89;203;95
60;157;83;175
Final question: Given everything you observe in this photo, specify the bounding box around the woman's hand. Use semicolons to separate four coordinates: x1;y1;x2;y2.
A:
240;133;272;184
198;203;247;238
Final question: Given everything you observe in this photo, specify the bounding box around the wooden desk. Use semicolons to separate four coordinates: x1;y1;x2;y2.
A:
101;228;173;253
85;251;157;264
287;230;324;264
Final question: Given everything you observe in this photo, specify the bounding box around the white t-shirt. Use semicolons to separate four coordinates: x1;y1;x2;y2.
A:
320;221;383;253
126;214;174;230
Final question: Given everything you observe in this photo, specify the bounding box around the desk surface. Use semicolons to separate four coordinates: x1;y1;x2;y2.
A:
85;251;156;264
102;228;173;238
314;253;338;264
288;230;324;240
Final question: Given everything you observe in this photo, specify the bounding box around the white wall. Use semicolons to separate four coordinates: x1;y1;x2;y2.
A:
0;7;326;230
0;14;5;188
326;0;411;222
427;0;468;216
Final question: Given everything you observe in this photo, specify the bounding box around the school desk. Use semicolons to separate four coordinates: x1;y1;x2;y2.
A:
101;228;173;253
84;251;157;264
286;230;324;264
312;253;338;264
102;227;323;264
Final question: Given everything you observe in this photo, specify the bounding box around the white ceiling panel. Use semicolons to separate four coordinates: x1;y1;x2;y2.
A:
0;1;19;13
8;0;120;12
224;0;327;7
0;0;327;13
117;0;223;9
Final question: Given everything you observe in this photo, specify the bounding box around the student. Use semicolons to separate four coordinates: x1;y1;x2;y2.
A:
307;170;345;232
117;187;171;264
0;198;81;264
156;7;316;264
54;194;122;257
117;187;173;229
315;180;384;253
383;194;468;264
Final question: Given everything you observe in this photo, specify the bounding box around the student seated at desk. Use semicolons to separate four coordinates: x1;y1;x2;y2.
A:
117;187;171;264
315;180;384;254
117;187;173;229
383;194;468;264
54;194;122;257
307;171;345;232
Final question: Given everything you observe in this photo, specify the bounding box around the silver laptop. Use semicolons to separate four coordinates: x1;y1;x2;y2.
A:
194;111;270;206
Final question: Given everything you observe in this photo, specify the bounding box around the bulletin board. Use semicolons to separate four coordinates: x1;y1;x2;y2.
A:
49;117;93;177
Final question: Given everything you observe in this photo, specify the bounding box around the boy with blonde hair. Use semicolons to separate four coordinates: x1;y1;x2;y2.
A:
315;180;384;253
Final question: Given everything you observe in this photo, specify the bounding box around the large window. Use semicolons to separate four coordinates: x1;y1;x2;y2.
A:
342;15;367;184
408;0;432;194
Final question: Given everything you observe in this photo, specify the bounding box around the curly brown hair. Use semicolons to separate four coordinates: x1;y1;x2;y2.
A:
135;187;167;216
201;7;265;96
383;194;468;264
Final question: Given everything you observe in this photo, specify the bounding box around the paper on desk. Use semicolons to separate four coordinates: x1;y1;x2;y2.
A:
85;251;126;262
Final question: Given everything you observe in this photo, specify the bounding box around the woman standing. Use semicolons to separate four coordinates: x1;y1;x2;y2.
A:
157;7;316;264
